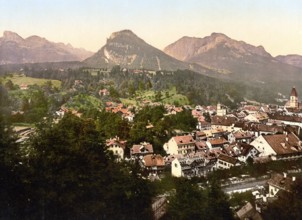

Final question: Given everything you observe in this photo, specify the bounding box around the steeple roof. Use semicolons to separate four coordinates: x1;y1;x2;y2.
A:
290;87;298;97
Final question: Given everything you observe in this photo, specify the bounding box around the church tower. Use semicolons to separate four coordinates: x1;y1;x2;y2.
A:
289;87;298;108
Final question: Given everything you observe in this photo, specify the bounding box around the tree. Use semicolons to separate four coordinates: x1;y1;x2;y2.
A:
4;80;14;90
165;179;208;219
263;178;302;220
19;113;152;219
165;179;234;220
154;91;162;102
0;114;24;219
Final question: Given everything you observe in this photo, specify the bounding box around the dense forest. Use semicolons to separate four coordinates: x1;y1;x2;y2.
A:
1;65;279;110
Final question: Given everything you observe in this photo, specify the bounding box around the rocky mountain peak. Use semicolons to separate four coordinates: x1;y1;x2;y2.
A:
2;31;24;43
109;29;138;40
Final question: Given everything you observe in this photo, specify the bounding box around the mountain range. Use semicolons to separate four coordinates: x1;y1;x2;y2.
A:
1;29;302;92
164;33;302;84
275;54;302;68
84;30;209;74
0;31;93;64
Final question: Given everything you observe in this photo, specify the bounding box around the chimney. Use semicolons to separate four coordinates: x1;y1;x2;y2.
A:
283;172;287;178
286;137;288;142
293;176;296;181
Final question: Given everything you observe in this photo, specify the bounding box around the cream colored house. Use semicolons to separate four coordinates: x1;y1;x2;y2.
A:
216;103;227;116
216;154;240;169
106;137;127;160
163;135;195;155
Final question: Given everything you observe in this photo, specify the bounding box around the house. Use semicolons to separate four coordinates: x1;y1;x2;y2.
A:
206;137;228;149
236;202;263;220
267;173;296;198
236;143;259;163
106;137;127;160
195;131;207;141
241;105;261;114
216;103;227;116
250;132;302;160
202;128;226;138
211;115;239;132
195;141;208;152
268;113;302;128
130;142;153;158
228;131;254;144
244;112;269;123
196;120;211;130
142;154;165;173
20;84;28;90
171;156;206;178
163;135;195;155
99;88;110;96
216;154;240;169
242;122;284;137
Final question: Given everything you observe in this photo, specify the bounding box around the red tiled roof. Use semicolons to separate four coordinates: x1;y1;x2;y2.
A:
195;141;207;150
106;138;127;149
211;116;237;126
173;135;195;145
263;133;302;155
131;143;153;154
196;131;206;137
143;154;165;167
234;131;253;139
218;154;238;165
209;137;228;146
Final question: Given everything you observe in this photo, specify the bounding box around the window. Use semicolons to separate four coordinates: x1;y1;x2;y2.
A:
175;163;178;168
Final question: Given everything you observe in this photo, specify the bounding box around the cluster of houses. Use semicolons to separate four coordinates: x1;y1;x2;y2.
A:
103;87;302;179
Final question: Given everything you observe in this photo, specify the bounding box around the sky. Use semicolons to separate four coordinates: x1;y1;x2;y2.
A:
0;0;301;56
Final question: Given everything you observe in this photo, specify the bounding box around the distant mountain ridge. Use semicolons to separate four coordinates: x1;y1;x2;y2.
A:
275;54;302;68
163;33;302;84
0;31;93;64
84;30;209;73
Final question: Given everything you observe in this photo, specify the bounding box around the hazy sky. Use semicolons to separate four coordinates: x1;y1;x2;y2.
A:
1;0;301;56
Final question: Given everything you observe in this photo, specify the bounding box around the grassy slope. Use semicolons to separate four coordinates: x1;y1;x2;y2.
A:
121;87;189;106
65;94;102;110
1;74;61;88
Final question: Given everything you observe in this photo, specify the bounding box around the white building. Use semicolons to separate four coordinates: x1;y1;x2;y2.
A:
106;137;127;160
171;156;206;178
250;133;302;160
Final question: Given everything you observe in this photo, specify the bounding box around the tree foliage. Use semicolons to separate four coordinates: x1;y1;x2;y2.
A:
1;113;153;219
164;178;234;220
263;178;302;220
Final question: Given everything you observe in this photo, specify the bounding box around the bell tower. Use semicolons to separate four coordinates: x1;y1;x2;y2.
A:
289;87;298;108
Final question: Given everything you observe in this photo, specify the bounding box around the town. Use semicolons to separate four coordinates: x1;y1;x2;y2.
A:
1;1;302;218
4;69;302;219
